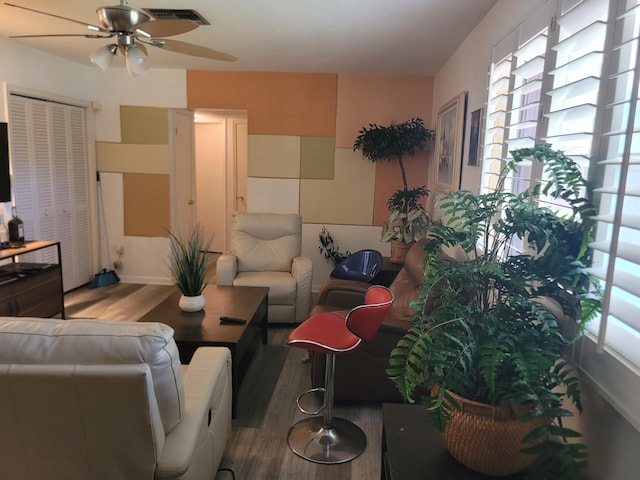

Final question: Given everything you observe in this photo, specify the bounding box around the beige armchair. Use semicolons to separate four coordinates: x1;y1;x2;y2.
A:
0;317;232;480
216;212;313;324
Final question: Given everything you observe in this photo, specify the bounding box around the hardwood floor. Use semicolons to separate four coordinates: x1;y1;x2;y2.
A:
64;279;383;480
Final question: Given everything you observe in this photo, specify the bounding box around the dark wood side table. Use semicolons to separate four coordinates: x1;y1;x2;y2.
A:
372;257;403;287
138;284;268;417
381;403;524;480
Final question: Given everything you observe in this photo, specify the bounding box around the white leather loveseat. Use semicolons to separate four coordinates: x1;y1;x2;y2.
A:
0;317;232;480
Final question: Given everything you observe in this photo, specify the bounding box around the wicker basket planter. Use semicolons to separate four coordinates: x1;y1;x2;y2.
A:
440;389;544;476
390;240;413;264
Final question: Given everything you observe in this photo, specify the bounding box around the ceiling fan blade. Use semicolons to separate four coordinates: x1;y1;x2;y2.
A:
10;34;113;39
133;19;198;38
152;39;237;62
4;3;110;34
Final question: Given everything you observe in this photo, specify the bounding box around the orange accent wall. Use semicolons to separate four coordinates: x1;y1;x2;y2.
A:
336;74;435;225
335;74;435;149
187;71;337;136
372;151;431;225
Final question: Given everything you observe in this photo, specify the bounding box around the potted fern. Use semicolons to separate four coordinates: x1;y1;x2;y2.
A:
167;224;213;312
353;117;435;262
387;144;601;478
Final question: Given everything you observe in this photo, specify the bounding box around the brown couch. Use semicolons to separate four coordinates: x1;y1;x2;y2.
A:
309;239;429;403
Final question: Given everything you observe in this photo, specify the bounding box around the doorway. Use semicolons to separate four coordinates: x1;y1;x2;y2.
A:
171;109;248;254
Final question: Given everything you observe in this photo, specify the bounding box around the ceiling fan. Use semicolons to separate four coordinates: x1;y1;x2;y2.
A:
5;0;237;76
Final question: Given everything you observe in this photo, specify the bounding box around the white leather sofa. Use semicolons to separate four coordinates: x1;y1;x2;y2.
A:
0;317;232;480
216;212;313;324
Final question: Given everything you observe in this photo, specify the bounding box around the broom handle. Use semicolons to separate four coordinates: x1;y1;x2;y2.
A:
97;172;111;270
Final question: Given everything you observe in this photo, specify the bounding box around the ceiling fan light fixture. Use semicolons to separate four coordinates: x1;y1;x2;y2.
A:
90;44;117;71
125;44;149;76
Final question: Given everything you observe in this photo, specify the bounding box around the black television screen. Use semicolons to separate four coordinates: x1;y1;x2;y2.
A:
0;123;11;203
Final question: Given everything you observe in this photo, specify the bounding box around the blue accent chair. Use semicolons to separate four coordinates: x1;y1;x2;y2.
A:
330;249;383;283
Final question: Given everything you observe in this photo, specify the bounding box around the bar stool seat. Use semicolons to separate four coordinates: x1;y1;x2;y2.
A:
287;285;393;464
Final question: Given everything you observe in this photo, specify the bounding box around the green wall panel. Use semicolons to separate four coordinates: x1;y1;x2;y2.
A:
120;106;169;145
300;136;335;179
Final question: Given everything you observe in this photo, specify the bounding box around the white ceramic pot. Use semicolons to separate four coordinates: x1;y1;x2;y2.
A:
178;294;206;312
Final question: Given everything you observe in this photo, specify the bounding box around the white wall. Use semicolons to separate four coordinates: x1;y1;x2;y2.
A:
195;121;226;254
430;0;546;195
0;38;98;272
92;69;188;284
303;223;391;292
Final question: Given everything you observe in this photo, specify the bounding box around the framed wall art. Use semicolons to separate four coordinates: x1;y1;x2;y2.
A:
434;91;466;192
467;107;484;167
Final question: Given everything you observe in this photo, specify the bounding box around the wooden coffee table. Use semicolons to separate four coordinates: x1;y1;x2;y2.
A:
138;284;269;416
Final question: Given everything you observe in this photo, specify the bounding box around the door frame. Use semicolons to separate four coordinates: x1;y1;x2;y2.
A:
170;108;247;253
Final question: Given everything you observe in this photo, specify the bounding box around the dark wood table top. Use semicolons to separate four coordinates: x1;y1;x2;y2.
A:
139;284;268;345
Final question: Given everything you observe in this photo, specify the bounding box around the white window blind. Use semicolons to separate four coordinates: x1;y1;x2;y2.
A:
482;1;555;257
482;0;640;429
586;0;640;378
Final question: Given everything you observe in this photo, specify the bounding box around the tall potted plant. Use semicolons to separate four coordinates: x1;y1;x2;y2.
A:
167;224;213;312
387;144;601;478
353;117;435;262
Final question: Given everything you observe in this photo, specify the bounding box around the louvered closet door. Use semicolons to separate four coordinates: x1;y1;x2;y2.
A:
8;94;92;291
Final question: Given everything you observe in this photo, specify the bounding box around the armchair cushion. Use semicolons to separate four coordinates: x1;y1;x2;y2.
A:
232;212;302;272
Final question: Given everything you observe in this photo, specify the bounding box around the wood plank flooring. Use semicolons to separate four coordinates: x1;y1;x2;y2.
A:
64;280;383;480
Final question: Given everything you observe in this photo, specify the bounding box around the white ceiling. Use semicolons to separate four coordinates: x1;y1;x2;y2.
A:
0;0;497;75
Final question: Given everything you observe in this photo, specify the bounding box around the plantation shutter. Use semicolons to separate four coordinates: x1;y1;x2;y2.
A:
543;0;608;215
482;0;640;429
482;1;555;256
576;0;640;430
481;37;514;195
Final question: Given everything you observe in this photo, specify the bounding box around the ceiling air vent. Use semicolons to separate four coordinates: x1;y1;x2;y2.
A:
143;8;210;25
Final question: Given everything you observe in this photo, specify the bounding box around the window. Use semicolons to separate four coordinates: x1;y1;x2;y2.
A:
482;0;640;429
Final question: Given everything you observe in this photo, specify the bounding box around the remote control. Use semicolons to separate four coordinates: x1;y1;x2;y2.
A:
219;316;246;324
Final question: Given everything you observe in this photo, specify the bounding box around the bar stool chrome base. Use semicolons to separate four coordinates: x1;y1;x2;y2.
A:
287;416;366;464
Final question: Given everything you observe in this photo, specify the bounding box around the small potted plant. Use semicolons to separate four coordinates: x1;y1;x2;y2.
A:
167;224;213;312
318;225;351;265
380;187;433;250
387;144;601;478
353;117;435;263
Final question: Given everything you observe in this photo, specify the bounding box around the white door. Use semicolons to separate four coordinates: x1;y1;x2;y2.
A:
174;109;247;253
8;93;92;292
172;110;196;237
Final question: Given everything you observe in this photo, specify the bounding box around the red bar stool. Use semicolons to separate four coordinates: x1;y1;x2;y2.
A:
287;285;393;464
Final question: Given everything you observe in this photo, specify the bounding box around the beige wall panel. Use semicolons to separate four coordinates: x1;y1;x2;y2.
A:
96;142;170;174
123;173;170;237
248;135;300;178
300;148;375;225
247;178;300;214
120;106;169;144
300;136;335;179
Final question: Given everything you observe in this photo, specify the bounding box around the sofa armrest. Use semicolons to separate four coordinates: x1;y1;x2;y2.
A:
216;254;237;286
315;279;370;310
156;347;232;479
292;256;313;323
